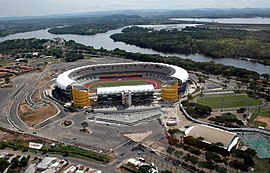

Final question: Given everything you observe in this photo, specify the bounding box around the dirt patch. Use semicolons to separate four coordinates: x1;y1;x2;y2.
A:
0;128;53;146
19;99;58;127
32;90;40;102
123;131;152;142
255;116;270;130
35;73;52;88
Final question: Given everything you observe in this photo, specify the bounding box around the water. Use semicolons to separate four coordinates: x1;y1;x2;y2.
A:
170;17;270;24
133;24;199;31
0;24;269;74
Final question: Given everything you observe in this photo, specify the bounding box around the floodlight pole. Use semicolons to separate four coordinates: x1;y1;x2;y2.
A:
221;97;224;112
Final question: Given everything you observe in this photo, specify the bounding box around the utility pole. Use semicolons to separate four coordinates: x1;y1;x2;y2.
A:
221;97;224;113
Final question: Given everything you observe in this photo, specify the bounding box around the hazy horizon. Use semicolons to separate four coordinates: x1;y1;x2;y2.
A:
1;0;270;18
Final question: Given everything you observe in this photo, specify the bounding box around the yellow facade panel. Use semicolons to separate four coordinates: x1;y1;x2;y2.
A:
161;80;179;101
72;88;90;108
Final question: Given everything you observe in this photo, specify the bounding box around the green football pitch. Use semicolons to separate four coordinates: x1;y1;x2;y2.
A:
197;94;262;109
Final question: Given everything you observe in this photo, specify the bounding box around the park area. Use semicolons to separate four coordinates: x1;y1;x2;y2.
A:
197;94;262;109
85;78;161;92
250;110;270;130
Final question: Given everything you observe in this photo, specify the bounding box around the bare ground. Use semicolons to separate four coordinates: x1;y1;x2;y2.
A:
32;90;40;102
255;116;270;130
35;73;52;88
0;128;53;146
123;131;152;142
18;99;58;127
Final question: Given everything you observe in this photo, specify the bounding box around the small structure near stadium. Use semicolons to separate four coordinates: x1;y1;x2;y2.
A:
185;124;239;151
54;62;189;108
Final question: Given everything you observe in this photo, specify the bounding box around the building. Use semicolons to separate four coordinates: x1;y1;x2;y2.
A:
55;62;189;108
36;157;57;171
185;124;239;151
96;85;154;107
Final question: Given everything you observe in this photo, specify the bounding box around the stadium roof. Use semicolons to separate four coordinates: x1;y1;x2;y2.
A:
97;84;154;95
55;62;189;90
185;124;239;151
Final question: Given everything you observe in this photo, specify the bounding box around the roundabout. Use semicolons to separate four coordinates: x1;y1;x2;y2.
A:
60;119;74;128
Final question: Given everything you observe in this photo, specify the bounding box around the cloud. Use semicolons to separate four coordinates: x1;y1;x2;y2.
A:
0;0;269;17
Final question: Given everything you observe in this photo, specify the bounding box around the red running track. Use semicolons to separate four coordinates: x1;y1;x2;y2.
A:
84;78;161;92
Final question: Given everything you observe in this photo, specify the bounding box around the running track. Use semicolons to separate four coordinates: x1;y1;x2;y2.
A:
84;78;161;92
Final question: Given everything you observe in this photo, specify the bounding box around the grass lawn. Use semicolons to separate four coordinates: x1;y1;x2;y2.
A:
250;110;270;123
89;80;146;91
0;59;12;65
197;94;262;109
253;121;267;128
253;156;270;173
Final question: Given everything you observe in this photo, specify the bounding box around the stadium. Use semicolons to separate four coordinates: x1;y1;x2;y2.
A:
54;62;189;108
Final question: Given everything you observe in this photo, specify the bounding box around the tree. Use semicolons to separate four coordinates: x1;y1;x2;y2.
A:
174;151;183;159
166;147;175;157
261;73;270;81
230;160;246;171
0;158;9;172
215;167;227;173
187;93;193;100
81;121;89;129
19;156;29;167
199;161;216;171
168;137;179;146
7;169;17;173
198;77;205;83
10;157;19;169
138;165;152;173
205;151;223;163
4;77;10;83
183;154;198;165
245;148;257;157
194;104;212;116
233;149;255;168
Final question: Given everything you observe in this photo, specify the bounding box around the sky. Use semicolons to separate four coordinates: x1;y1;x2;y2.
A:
0;0;270;18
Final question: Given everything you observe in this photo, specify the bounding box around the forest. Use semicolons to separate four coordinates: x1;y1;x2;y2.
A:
48;15;150;35
109;48;260;81
0;14;184;37
47;14;190;35
0;38;264;81
110;26;270;65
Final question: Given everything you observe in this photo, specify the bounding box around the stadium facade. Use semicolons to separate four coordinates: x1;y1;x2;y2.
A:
54;62;189;108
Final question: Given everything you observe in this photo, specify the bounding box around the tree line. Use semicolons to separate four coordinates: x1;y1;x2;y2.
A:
110;26;270;65
0;38;263;82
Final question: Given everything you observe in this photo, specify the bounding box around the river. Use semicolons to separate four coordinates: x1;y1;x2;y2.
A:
0;24;269;74
170;17;270;24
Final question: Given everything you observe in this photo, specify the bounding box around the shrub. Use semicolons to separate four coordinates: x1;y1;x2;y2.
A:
183;154;199;165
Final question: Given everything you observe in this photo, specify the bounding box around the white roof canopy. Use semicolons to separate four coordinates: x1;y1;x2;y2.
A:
55;62;189;90
97;85;154;95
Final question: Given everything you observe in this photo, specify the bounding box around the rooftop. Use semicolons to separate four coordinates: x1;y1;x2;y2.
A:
97;84;154;95
185;124;239;151
55;62;189;90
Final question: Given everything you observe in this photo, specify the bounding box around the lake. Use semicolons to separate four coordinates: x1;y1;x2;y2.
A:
0;24;269;74
170;17;270;24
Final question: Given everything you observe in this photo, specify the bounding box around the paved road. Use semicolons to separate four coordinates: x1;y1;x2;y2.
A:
0;58;194;173
8;67;51;131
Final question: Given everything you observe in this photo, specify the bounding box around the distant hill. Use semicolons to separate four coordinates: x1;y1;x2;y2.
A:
160;8;270;18
1;8;270;21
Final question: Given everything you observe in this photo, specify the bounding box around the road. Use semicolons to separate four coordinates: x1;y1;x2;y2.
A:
0;58;194;173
